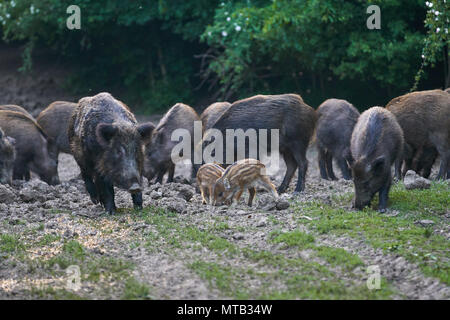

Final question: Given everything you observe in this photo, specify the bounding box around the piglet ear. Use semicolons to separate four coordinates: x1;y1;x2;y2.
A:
137;122;155;143
96;123;118;147
223;178;231;190
6;136;16;146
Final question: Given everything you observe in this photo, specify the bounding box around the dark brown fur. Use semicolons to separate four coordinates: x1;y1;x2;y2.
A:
316;99;360;180
200;102;231;131
0;111;58;185
68;92;153;214
386;89;450;179
144;103;199;184
351;107;404;212
0;105;33;118
208;94;317;193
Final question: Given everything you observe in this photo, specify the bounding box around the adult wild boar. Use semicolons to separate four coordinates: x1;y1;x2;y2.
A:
316;99;360;180
37;101;77;166
386;89;450;179
68;92;153;214
0;127;16;185
144;103;199;184
200;102;231;131
208;94;317;193
0;111;59;185
351;107;404;212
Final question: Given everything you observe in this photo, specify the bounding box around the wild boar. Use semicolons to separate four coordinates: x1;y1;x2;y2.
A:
68;92;153;214
351;107;404;212
212;158;278;206
200;102;231;131
0;127;16;185
316;99;360;180
144;103;200;184
386;89;450;179
37;101;77;165
208;94;317;193
196;163;225;204
0;104;33;118
403;143;438;179
0;111;59;185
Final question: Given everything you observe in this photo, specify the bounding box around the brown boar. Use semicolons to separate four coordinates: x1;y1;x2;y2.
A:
386;89;450;179
68;92;153;214
208;94;317;193
212;159;278;206
37;101;77;166
316;99;360;180
351;107;404;212
144;103;200;184
196;163;225;204
0;105;33;118
200;102;231;131
0;111;59;185
0;127;16;185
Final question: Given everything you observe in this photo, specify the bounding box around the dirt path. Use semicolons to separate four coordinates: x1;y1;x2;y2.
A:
0;148;448;300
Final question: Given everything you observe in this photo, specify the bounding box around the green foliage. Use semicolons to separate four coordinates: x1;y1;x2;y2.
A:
0;0;445;111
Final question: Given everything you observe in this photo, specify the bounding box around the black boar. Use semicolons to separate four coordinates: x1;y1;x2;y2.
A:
386;89;450;180
200;102;231;131
37;101;77;166
207;94;317;193
0;111;59;185
316;99;360;180
144;103;200;184
351;107;404;212
0;127;16;185
68;92;153;214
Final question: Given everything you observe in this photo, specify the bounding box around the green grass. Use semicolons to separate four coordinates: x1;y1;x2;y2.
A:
121;278;151;300
292;181;450;284
0;234;25;254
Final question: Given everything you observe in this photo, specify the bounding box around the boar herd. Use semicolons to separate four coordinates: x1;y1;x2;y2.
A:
0;89;448;214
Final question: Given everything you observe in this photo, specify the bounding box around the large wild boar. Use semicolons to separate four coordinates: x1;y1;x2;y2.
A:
316;99;360;180
351;107;404;212
386;89;450;179
0;111;59;185
144;103;200;184
208;94;317;193
68;92;153;214
0;127;16;185
200;102;231;131
37;101;77;166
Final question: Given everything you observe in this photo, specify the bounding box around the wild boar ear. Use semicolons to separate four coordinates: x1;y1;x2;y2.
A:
96;123;118;147
137;122;155;143
6;136;16;146
223;178;231;190
370;156;385;174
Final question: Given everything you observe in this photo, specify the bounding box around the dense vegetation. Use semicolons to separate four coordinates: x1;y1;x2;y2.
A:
0;0;448;112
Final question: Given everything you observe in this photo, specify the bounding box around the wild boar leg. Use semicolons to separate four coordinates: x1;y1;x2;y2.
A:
318;147;329;180
247;187;256;206
436;148;449;180
278;151;297;193
80;169;99;204
156;169;165;184
131;192;143;210
96;175;116;214
167;163;175;183
336;156;351;180
378;177;391;213
324;150;337;181
292;146;308;193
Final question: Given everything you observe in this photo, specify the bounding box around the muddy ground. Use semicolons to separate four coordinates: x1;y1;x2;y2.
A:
0;146;448;300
